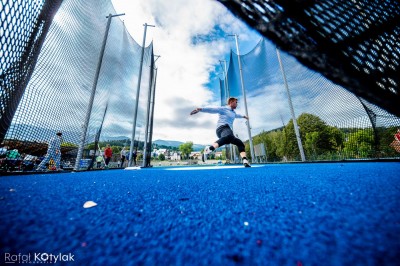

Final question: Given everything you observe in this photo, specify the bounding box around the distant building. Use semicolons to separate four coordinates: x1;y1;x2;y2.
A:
170;152;181;161
214;151;223;159
190;151;201;160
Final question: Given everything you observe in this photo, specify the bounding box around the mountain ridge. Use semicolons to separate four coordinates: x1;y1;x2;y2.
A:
153;139;205;151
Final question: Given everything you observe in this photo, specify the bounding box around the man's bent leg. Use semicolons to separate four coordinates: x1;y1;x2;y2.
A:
231;137;251;167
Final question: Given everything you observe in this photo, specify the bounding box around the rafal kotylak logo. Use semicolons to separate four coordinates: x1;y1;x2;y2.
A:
4;252;75;264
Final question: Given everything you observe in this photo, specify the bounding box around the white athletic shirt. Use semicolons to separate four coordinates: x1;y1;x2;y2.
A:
200;106;245;129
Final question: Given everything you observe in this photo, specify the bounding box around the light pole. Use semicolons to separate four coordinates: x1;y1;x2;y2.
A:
228;34;255;163
128;23;155;167
74;13;125;171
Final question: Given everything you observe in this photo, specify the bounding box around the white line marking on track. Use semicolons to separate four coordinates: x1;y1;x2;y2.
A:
166;165;266;171
124;166;141;170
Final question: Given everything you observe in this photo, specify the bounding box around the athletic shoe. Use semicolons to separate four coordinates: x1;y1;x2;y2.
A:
204;146;212;155
202;146;212;162
243;159;251;167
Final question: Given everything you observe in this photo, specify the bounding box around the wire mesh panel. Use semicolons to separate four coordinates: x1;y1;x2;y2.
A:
217;0;400;118
1;0;154;171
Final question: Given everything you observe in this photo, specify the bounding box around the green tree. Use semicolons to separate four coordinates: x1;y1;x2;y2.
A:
179;142;193;159
305;131;319;159
327;126;344;150
274;129;287;161
375;126;399;157
298;113;333;153
284;120;302;160
111;146;120;154
62;142;78;148
251;129;285;162
343;129;374;158
284;113;340;160
158;153;166;161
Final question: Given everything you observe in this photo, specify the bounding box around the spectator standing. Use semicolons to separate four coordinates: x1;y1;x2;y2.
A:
395;129;400;142
104;144;112;169
120;147;127;168
132;149;137;166
391;129;400;153
96;154;103;169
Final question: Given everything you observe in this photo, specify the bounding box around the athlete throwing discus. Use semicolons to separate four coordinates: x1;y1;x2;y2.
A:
190;97;251;167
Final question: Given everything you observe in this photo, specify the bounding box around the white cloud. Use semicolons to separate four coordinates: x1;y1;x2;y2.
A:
111;0;261;144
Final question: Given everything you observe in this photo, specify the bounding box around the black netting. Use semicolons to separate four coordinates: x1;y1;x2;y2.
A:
0;0;63;144
1;0;399;172
217;0;400;118
220;39;400;161
1;0;154;171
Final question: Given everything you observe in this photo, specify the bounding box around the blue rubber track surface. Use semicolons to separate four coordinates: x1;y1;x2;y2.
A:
1;162;399;265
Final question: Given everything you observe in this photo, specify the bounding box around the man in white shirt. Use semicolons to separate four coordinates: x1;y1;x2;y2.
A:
190;97;250;167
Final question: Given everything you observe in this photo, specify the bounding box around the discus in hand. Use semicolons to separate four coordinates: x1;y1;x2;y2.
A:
190;109;200;115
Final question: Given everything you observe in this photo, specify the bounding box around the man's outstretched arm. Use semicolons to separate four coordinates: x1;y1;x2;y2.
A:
191;106;224;115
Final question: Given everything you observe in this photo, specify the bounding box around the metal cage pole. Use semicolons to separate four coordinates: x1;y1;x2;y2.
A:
142;53;155;168
74;13;124;171
146;56;160;167
220;59;235;163
128;23;155;167
229;34;255;162
276;48;306;162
